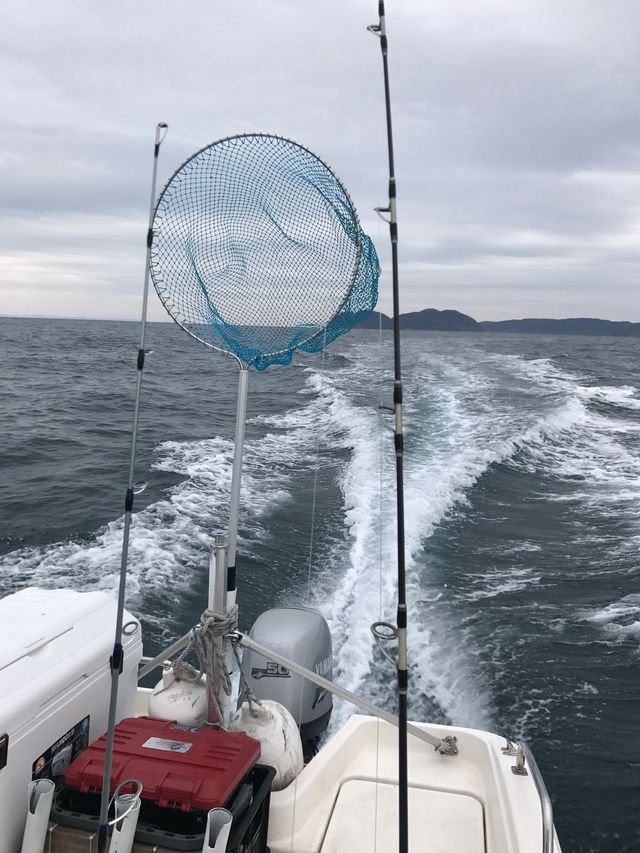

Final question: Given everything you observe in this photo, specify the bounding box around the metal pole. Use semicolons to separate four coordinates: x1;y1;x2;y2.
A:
137;632;191;681
368;4;409;851
519;742;555;853
209;534;228;725
97;122;168;853
226;365;248;604
210;532;227;613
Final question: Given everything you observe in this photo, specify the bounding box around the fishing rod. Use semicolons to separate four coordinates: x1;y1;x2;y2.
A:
368;3;409;851
97;121;168;853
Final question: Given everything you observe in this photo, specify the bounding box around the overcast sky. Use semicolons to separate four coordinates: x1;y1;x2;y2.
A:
2;0;639;322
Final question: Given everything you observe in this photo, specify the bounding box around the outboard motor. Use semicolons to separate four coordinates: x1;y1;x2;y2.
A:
242;607;332;754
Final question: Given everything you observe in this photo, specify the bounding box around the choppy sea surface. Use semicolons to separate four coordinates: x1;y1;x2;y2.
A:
1;317;639;851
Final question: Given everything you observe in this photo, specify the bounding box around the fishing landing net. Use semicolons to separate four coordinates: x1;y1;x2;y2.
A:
150;133;379;369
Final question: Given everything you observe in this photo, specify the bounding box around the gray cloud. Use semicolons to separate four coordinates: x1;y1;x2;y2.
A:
1;0;639;321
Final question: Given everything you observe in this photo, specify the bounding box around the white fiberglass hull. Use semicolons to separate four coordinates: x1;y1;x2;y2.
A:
267;714;561;853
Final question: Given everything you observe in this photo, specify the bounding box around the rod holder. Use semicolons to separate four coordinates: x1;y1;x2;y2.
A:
108;779;143;853
203;808;233;853
20;779;55;853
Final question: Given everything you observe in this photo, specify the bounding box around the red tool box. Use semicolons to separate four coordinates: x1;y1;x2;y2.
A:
53;716;274;851
63;716;261;811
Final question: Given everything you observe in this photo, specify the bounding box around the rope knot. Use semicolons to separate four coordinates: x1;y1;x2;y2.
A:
170;606;239;727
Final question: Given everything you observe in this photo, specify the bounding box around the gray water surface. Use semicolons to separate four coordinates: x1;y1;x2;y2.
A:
1;317;639;852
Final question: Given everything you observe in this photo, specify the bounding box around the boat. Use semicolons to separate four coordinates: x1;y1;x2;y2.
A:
1;4;561;852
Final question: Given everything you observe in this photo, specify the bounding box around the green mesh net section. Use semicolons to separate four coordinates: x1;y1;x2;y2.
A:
150;134;379;370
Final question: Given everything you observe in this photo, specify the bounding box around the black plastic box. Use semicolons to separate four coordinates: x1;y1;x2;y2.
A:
52;763;275;852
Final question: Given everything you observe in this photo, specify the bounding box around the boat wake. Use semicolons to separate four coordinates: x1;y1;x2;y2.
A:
1;339;638;733
305;344;640;730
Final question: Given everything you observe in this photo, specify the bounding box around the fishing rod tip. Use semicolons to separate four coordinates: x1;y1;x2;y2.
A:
155;123;169;146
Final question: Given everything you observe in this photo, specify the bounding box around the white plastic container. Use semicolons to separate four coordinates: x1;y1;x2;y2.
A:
0;587;143;853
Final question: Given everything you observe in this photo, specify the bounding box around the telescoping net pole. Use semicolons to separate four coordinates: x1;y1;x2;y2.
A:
97;122;168;853
148;133;381;634
368;4;409;852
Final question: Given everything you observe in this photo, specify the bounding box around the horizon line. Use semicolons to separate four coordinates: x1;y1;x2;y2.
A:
2;309;639;325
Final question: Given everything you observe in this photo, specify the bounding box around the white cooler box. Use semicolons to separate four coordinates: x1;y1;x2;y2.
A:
0;587;143;853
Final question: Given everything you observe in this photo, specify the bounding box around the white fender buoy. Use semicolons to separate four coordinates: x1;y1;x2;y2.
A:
203;808;233;853
21;778;55;853
231;700;303;790
149;666;207;726
108;780;142;853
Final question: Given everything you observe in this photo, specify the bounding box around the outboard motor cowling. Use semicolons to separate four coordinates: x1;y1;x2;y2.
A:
242;607;332;749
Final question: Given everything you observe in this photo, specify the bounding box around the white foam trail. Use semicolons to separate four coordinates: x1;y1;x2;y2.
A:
308;339;640;729
0;361;381;642
462;567;542;602
580;594;640;645
486;355;640;537
3;337;638;732
578;384;640;411
0;427;298;638
502;543;543;554
309;351;596;730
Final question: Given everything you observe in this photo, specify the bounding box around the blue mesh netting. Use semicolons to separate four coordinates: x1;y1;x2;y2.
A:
150;134;379;370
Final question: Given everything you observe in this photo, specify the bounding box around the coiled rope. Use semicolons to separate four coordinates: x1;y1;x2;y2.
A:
170;606;239;727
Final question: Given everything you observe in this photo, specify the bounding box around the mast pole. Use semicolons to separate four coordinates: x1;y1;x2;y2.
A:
368;4;409;851
211;361;248;728
226;364;249;610
97;122;168;853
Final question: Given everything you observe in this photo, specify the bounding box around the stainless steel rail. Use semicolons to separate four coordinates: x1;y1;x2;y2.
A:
519;741;554;853
233;631;458;755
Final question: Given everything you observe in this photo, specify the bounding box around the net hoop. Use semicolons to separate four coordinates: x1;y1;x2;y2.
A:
150;133;365;368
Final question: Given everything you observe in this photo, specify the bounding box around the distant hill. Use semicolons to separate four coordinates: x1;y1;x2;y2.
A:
358;308;481;332
479;317;640;336
357;309;640;337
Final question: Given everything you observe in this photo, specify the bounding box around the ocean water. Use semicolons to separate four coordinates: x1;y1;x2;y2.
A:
1;316;639;851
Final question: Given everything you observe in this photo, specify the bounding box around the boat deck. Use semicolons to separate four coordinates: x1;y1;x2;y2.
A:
322;779;484;852
267;714;559;853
